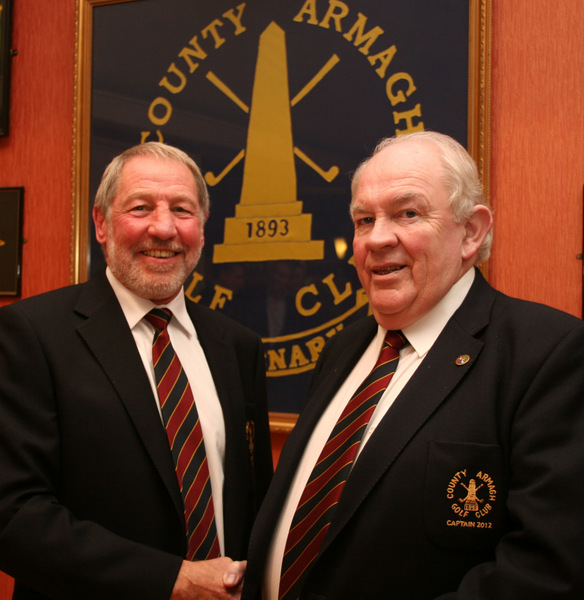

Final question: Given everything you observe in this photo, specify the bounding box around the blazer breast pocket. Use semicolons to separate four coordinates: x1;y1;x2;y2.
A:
423;440;507;551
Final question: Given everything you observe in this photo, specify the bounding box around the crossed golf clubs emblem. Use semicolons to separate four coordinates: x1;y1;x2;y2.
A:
204;52;340;186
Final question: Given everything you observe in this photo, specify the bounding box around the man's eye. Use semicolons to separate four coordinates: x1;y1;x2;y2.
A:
174;206;195;215
403;210;418;218
356;217;374;226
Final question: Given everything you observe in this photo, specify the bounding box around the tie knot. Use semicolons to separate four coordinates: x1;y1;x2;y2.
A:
384;330;407;351
145;308;172;332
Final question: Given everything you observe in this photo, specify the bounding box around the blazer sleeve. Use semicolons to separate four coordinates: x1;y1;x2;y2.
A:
437;322;584;599
0;304;183;599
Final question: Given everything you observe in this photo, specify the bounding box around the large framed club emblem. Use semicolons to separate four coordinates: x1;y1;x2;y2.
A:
74;0;491;428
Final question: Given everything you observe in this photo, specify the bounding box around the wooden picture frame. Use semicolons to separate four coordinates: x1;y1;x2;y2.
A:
0;187;24;296
0;0;13;136
74;0;491;430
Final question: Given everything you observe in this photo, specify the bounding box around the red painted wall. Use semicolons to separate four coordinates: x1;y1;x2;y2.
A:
0;1;74;309
489;1;584;316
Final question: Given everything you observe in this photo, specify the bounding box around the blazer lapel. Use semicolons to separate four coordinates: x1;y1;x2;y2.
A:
321;270;494;552
74;276;183;520
187;305;243;421
258;318;378;532
187;304;251;554
295;317;379;448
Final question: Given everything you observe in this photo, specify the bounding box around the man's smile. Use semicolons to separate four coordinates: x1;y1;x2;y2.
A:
372;265;406;276
141;249;178;258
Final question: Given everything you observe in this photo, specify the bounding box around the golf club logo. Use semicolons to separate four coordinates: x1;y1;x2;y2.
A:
446;469;497;528
137;1;426;407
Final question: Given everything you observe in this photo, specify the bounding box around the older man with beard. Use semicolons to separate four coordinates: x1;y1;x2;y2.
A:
0;143;272;600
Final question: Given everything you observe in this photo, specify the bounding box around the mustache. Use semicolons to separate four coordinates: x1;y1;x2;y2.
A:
134;241;189;253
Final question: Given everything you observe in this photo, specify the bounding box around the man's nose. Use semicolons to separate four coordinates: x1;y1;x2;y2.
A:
148;207;177;239
367;218;399;250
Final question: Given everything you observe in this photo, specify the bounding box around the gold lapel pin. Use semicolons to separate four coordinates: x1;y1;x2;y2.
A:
455;354;470;366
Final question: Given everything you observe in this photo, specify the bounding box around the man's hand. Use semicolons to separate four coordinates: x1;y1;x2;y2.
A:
170;557;247;600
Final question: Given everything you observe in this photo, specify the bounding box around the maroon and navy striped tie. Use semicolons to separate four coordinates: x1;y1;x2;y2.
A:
279;330;406;600
145;308;220;561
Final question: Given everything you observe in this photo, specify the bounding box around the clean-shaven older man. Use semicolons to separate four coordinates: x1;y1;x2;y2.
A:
242;131;584;600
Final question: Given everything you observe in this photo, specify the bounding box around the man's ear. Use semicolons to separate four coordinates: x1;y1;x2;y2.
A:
462;205;493;261
93;205;107;245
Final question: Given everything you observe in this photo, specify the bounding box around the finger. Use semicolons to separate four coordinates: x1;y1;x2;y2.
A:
223;560;247;588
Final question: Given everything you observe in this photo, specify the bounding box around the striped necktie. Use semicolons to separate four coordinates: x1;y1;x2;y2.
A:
279;330;406;600
145;308;220;561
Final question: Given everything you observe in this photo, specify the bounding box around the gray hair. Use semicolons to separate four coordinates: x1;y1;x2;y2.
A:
351;131;492;264
94;142;210;220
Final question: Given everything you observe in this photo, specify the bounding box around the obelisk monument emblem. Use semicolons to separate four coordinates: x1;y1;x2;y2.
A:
213;22;326;263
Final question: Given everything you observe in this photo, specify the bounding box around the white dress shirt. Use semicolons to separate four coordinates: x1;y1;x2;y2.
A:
263;268;476;599
106;268;226;554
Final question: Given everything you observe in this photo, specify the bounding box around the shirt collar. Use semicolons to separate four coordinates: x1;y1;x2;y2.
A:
380;268;475;358
105;267;196;338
